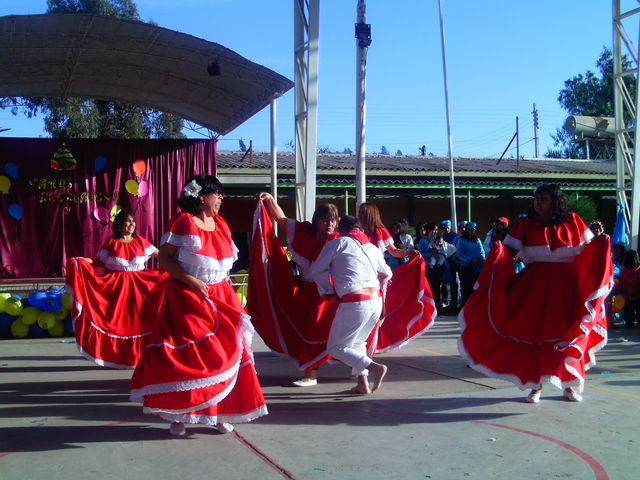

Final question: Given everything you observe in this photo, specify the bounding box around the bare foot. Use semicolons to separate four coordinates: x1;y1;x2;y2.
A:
369;362;387;392
348;385;372;395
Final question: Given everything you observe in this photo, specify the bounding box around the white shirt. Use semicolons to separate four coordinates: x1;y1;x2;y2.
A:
311;236;392;298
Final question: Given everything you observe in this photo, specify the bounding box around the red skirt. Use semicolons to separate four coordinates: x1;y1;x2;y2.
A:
373;255;437;353
66;258;166;369
458;235;613;393
130;277;267;425
248;204;338;370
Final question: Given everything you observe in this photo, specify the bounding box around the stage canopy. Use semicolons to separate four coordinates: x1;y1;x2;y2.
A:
0;13;294;135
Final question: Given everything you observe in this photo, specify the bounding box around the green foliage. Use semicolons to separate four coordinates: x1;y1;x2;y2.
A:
239;139;247;152
0;0;185;139
567;193;599;225
379;145;389;155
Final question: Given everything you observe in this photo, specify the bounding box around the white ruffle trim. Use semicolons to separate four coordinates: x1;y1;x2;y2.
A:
152;405;269;426
161;232;202;251
97;250;152;271
76;344;136;369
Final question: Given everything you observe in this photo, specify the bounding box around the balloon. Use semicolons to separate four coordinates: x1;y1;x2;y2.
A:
0;175;10;194
48;320;65;337
28;292;47;309
110;204;122;220
8;203;23;221
54;308;69;321
37;312;56;330
137;180;149;197
132;160;147;177
62;292;73;310
95;155;108;172
41;293;63;313
125;179;140;196
4;162;19;179
11;319;30;338
0;292;12;312
93;207;109;223
64;316;75;333
4;296;23;316
20;306;41;325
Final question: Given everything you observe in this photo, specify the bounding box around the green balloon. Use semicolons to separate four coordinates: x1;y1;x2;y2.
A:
20;307;41;325
11;319;29;338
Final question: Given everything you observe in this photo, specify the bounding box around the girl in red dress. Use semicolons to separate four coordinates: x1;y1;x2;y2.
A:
458;184;613;403
357;203;437;352
249;192;340;386
130;175;267;436
66;210;161;368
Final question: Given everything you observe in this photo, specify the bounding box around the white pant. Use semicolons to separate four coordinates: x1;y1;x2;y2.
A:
326;297;383;376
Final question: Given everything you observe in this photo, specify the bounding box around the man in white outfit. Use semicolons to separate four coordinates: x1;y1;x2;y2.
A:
311;216;392;394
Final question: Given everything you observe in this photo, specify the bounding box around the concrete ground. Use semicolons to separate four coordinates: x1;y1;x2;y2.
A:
1;315;639;480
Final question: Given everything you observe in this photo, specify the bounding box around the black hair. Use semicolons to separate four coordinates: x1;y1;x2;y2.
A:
177;174;224;215
112;210;136;239
623;249;640;269
529;184;570;226
337;215;361;235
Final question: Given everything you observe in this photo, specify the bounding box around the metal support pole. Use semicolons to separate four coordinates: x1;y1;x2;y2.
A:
466;189;471;222
294;0;320;221
438;0;457;228
533;103;540;158
355;0;369;208
270;99;278;200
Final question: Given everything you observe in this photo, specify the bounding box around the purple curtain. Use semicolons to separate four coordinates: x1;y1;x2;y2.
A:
0;138;217;278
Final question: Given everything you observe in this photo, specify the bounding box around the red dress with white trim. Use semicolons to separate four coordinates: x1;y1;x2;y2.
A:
248;203;339;370
458;213;614;393
66;236;162;369
367;227;437;353
130;213;267;426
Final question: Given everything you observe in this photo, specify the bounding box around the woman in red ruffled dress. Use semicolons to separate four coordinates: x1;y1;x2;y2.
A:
66;210;161;369
357;203;437;352
249;192;340;386
458;184;613;403
130;175;267;436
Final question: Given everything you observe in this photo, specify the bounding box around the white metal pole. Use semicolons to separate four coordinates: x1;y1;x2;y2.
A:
270;99;278;200
355;0;368;208
438;0;457;228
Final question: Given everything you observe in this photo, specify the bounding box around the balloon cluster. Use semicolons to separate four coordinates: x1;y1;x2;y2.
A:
0;290;74;338
1;161;24;221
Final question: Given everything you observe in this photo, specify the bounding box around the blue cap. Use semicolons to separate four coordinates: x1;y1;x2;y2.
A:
458;220;468;227
468;222;478;229
441;220;452;227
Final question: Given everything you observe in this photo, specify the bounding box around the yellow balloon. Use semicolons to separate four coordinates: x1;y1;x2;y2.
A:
55;308;69;320
110;204;122;221
20;306;41;325
0;175;10;194
11;319;29;338
62;292;73;310
37;312;56;330
48;320;65;337
4;297;23;316
125;179;140;196
0;292;11;312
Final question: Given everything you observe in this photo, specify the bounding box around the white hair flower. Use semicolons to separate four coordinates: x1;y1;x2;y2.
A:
183;179;202;198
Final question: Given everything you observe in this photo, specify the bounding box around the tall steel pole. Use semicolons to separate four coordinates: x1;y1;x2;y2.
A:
355;0;369;208
270;99;278;200
438;0;457;227
294;0;320;221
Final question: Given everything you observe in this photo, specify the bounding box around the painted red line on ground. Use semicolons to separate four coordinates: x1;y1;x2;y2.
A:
472;420;609;480
233;430;301;480
280;406;610;480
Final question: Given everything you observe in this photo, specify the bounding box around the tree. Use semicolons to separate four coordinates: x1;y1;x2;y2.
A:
395;149;403;156
238;139;247;152
567;194;599;225
379;145;389;155
341;147;353;155
0;0;186;139
546;47;633;158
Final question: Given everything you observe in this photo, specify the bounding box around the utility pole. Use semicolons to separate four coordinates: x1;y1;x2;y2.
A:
533;103;540;158
355;0;371;209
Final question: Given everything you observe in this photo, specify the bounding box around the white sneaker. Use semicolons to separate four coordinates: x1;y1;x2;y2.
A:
525;390;541;403
292;378;318;387
169;422;186;436
563;388;582;402
216;422;234;434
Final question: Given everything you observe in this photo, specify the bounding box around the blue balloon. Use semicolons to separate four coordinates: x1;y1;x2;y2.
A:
0;312;14;327
8;204;23;221
95;155;108;172
28;292;47;309
30;323;49;338
4;162;19;179
37;293;63;313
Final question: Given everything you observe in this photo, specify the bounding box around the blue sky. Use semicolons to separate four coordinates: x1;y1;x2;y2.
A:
0;0;631;158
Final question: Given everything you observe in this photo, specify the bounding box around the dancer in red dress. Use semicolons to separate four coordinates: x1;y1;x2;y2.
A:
357;203;437;352
66;210;162;369
458;184;613;403
249;192;340;386
130;175;267;436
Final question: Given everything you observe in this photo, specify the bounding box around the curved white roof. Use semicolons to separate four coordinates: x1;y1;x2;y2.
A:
0;14;294;135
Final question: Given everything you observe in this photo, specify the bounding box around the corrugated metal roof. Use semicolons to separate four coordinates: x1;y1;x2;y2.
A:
0;14;294;135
